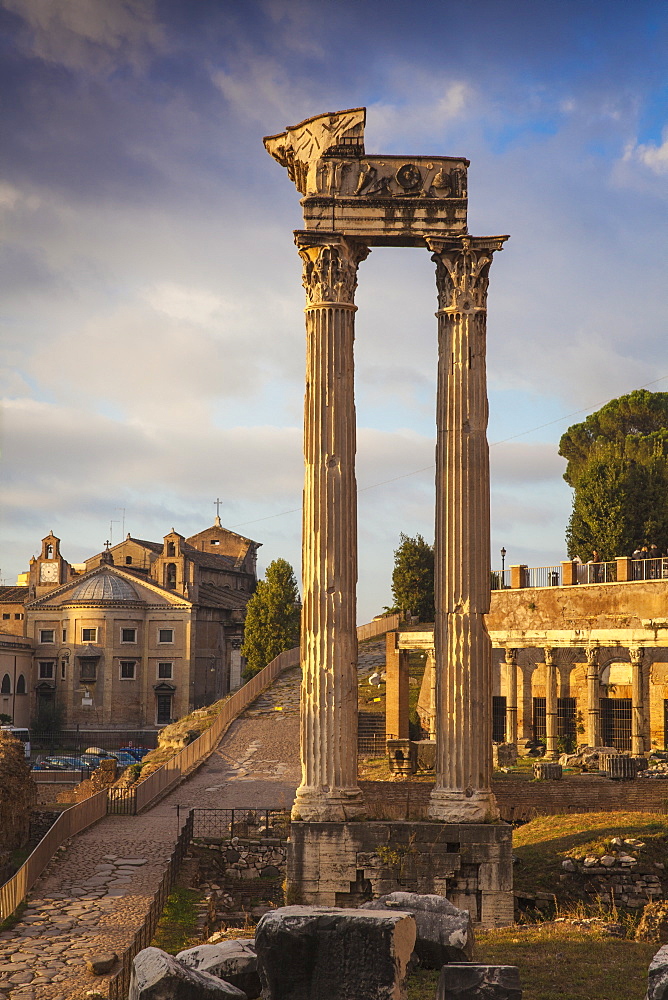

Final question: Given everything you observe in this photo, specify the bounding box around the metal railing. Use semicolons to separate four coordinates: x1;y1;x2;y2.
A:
0;789;107;921
632;557;668;580
576;561;617;584
108;810;194;1000
526;565;562;589
191;807;291;841
357;614;400;641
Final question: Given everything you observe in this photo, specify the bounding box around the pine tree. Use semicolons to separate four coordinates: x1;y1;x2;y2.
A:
241;558;301;679
388;533;435;622
559;390;668;560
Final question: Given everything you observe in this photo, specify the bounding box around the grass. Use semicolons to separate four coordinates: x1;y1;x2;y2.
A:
405;923;657;1000
512;811;668;897
0;900;26;933
150;888;203;955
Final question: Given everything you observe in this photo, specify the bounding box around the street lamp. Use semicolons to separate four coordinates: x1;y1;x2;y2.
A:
500;547;506;588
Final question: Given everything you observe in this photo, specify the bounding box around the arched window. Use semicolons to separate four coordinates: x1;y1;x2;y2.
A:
16;674;26;695
1;674;10;694
46;544;53;558
165;563;177;589
167;541;175;557
125;555;133;564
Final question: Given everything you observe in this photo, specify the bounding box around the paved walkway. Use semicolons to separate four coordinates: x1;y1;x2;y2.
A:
0;640;385;999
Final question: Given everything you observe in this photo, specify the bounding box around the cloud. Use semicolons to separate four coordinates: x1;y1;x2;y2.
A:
623;132;668;175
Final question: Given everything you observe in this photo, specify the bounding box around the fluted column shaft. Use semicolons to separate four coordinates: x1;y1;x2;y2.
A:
504;648;518;745
544;647;558;759
586;648;600;747
292;233;369;822
630;647;645;756
427;235;507;823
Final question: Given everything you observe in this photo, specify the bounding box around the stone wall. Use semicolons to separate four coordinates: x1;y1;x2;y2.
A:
359;778;668;823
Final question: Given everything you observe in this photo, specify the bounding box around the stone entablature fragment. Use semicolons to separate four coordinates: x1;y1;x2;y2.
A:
264;108;468;244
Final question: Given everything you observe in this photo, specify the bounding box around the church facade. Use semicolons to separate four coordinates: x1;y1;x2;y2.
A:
1;519;260;732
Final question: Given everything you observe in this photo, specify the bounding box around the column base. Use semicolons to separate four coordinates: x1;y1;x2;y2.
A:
291;786;366;822
427;788;499;823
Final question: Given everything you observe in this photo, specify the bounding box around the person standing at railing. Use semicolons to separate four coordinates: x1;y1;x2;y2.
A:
588;549;603;584
632;545;643;580
649;543;660;578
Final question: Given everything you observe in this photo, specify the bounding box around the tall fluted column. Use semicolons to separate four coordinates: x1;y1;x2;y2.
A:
630;646;645;756
544;647;558;759
586;647;600;747
504;648;518;746
427;235;508;823
292;232;370;822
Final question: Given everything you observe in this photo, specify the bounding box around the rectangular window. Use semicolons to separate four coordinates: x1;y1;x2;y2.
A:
158;662;173;679
158;628;174;643
81;627;97;642
61;661;66;680
120;661;136;680
39;661;54;679
15;613;23;620
62;627;67;642
121;628;137;643
39;629;55;644
79;659;97;682
156;694;172;724
2;613;9;620
492;695;506;743
533;697;546;741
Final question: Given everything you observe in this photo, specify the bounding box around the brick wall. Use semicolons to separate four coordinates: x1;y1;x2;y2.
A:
360;777;668;822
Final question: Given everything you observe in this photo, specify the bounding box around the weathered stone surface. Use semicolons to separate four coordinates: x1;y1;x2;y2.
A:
646;944;668;999
437;964;522;999
533;763;562;781
637;902;668;943
129;947;247;1000
255;905;415;1000
360;891;473;967
85;953;117;974
177;940;259;998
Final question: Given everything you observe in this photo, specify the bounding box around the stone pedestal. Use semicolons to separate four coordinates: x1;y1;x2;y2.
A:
427;236;507;824
533;762;562;780
287;821;514;927
292;233;369;823
385;632;409;740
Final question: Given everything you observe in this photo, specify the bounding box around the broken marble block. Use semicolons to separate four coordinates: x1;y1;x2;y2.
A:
361;891;473;968
176;939;260;999
437;964;522;1000
255;904;416;1000
646;944;668;999
129;947;247;1000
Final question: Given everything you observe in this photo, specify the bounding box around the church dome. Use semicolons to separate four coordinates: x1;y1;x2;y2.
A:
68;573;139;603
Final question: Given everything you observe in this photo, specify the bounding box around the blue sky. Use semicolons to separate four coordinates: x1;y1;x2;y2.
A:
1;0;667;620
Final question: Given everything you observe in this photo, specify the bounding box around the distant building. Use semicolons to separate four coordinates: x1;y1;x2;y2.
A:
15;519;259;732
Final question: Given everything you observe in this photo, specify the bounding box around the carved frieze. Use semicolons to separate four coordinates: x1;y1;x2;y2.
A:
296;235;370;307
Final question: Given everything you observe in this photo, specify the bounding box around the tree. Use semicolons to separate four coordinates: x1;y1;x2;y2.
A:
241;558;301;679
387;533;435;622
559;390;668;560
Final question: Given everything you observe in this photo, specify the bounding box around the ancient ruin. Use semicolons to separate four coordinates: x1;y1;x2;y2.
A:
265;107;512;922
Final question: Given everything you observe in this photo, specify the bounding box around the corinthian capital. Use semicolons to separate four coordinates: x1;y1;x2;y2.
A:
427;235;508;313
295;233;370;307
629;646;644;666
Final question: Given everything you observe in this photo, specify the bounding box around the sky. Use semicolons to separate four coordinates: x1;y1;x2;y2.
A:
1;0;667;622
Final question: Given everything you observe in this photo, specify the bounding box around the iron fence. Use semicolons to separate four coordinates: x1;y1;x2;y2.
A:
576;561;617;584
107;786;138;815
632;557;668;580
191;807;291;841
526;565;562;588
108;810;194;1000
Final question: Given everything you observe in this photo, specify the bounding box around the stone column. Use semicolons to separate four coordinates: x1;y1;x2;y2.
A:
544;647;558;759
504;648;518;745
586;647;600;747
630;646;645;756
427;235;508;823
292;232;370;823
385;632;410;740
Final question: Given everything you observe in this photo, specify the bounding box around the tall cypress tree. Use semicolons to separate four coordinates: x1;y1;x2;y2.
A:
241;558;301;679
388;532;435;622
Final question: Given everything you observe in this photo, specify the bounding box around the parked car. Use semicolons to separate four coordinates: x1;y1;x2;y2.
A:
32;755;93;772
118;746;151;761
108;751;142;768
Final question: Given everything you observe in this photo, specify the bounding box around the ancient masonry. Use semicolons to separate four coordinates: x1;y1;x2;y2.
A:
265;107;512;924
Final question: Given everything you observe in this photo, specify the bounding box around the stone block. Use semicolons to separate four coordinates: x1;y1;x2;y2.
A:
415;740;436;771
387;740;417;775
129;947;247;1000
437;964;522;999
533;763;562;780
85;952;117;974
255;905;416;1000
646;943;668;999
606;756;638;780
360;891;473;968
493;743;517;767
176;939;260;998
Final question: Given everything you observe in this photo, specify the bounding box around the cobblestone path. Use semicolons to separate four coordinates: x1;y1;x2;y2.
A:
0;641;386;999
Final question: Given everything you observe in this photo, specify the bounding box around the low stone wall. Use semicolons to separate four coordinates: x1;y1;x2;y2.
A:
360;776;668;822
